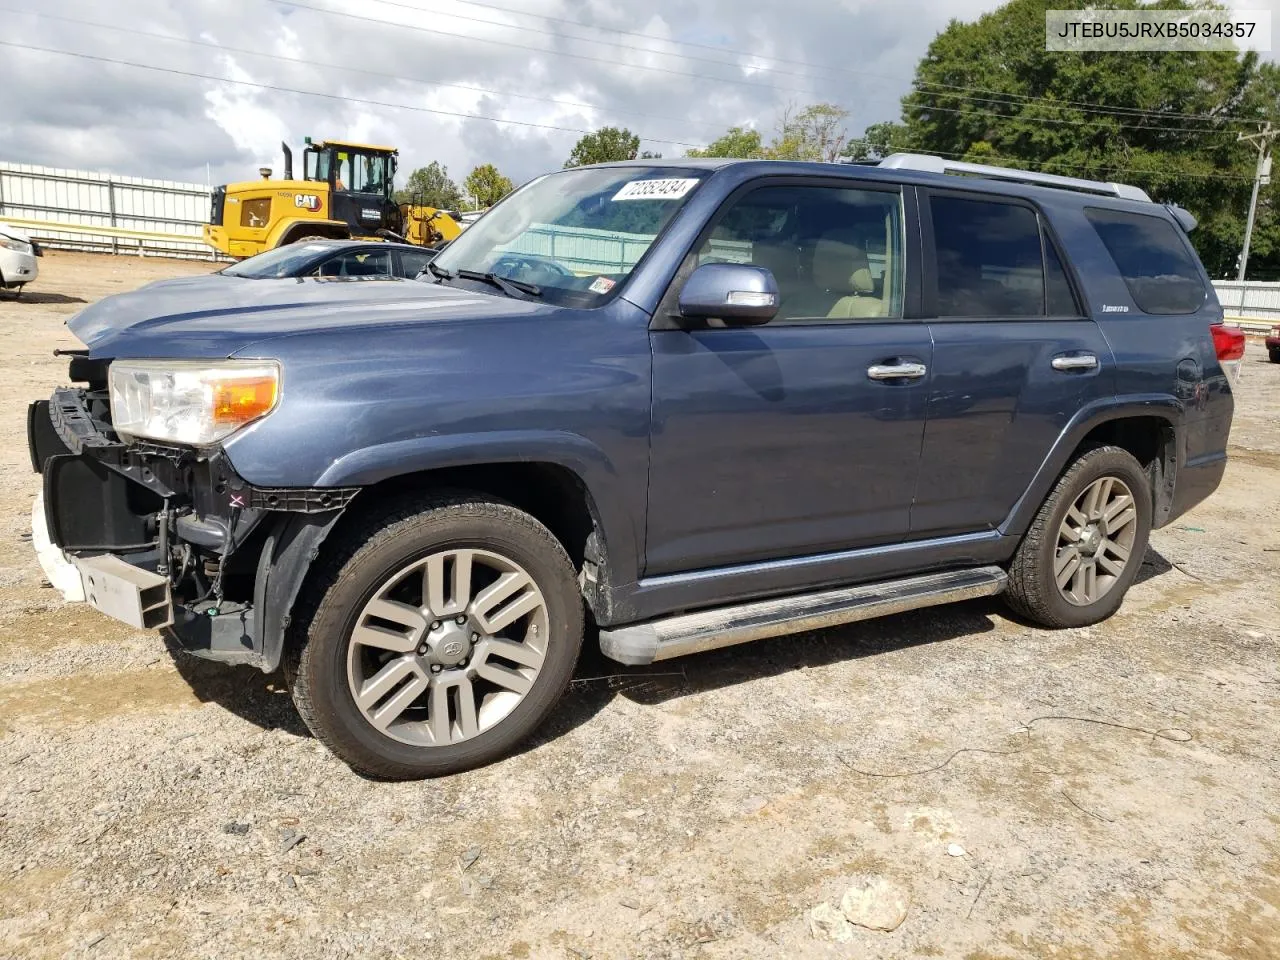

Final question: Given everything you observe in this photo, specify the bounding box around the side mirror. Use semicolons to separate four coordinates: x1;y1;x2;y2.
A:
678;263;779;326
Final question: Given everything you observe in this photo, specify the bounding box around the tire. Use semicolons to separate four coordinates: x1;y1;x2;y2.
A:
286;234;334;246
1269;347;1280;364
1005;445;1152;629
285;494;584;779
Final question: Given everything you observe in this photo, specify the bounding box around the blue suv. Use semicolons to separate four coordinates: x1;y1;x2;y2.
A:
28;154;1239;778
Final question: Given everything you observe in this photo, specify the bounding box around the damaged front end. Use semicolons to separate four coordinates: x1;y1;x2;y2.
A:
28;356;357;672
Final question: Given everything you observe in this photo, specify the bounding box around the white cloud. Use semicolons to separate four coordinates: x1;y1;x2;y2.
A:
3;0;1256;193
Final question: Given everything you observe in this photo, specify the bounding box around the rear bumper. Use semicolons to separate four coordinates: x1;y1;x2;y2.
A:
1164;451;1228;527
28;387;354;671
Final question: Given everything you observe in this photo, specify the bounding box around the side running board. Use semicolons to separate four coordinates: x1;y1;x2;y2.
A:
599;566;1007;665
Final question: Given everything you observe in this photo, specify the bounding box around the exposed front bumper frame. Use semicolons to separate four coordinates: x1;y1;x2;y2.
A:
29;387;355;672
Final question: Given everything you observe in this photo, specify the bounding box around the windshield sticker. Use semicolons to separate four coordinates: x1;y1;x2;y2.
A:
611;178;700;202
588;276;616;294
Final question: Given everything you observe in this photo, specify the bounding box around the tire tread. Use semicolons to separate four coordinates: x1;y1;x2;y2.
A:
284;492;581;779
1005;445;1150;629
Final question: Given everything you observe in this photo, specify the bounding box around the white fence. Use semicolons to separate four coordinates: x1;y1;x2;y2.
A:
0;162;215;259
1213;280;1280;331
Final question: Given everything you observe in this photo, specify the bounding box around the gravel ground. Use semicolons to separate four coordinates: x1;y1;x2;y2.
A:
1;252;1277;960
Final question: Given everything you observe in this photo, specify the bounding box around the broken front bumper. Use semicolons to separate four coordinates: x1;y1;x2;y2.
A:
28;386;357;672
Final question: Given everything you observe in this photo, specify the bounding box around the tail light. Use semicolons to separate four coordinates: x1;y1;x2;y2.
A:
1211;323;1246;388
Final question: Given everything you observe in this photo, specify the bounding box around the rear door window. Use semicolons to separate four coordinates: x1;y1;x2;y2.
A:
398;250;434;278
315;249;393;278
1044;234;1081;316
930;195;1046;317
1084;207;1206;315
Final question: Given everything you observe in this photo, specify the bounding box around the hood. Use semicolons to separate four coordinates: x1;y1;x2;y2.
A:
0;223;33;244
69;274;549;358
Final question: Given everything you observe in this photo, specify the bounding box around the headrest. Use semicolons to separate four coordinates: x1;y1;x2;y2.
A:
812;234;873;294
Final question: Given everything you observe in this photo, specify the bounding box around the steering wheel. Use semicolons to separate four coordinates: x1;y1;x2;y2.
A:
491;254;575;286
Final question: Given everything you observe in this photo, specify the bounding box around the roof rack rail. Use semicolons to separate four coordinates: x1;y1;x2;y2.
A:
878;152;1151;203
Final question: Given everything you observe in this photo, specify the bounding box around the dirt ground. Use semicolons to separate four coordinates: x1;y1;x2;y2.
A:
0;252;1277;960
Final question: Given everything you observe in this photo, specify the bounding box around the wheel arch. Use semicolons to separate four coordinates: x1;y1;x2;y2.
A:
270;218;350;248
1000;396;1181;539
319;437;636;624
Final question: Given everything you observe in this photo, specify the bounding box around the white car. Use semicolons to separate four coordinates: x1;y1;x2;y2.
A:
0;223;41;295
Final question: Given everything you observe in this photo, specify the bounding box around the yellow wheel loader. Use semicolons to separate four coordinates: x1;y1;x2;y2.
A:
203;138;464;259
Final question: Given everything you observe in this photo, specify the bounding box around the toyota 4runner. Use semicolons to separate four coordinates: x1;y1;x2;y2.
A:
28;154;1239;778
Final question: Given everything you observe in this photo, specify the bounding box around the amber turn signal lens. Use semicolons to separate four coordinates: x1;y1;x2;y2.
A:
212;375;279;427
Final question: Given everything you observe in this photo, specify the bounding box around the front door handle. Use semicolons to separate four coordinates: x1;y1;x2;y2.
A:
867;362;928;381
1051;354;1099;372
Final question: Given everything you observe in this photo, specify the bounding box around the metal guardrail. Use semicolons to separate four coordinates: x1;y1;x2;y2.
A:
1213;280;1280;331
1;216;203;244
1;161;217;260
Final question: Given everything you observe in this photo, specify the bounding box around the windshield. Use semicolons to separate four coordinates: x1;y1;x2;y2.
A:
432;165;709;305
221;243;332;278
337;151;392;195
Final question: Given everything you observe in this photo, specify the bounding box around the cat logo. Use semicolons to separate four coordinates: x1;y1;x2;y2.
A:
294;194;322;212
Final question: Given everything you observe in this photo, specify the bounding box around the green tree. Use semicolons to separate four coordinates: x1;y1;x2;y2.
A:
769;103;850;161
844;121;914;162
564;127;641;167
859;0;1279;277
686;126;766;159
463;163;514;208
688;105;850;162
395;161;463;210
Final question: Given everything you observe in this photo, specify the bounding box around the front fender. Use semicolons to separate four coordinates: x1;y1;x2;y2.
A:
315;429;642;592
998;394;1183;539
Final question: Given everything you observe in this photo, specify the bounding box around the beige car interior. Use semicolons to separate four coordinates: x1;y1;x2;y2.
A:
782;228;892;321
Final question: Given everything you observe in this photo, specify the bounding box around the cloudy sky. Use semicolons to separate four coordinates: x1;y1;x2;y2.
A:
2;0;1276;191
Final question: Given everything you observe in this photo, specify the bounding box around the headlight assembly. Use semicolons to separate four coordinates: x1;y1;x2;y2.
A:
108;360;280;446
0;235;32;254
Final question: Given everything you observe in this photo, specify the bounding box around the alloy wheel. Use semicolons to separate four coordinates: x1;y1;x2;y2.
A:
1054;476;1139;606
345;548;548;746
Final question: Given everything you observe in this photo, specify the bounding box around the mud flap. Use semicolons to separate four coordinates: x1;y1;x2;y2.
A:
252;511;345;673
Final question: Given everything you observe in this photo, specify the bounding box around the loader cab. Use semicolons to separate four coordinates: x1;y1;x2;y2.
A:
302;139;403;238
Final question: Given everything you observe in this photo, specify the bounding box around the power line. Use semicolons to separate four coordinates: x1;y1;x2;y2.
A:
267;0;1246;136
0;40;703;148
901;96;1240;136
905;87;1248;128
5;8;734;136
305;0;834;83
266;0;826;99
381;0;1264;126
1;39;1258;180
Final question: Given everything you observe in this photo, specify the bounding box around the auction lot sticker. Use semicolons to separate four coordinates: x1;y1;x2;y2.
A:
612;178;700;201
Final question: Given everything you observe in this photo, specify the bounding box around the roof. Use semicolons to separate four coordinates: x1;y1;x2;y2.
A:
573;156;1166;213
299;238;424;250
316;140;399;154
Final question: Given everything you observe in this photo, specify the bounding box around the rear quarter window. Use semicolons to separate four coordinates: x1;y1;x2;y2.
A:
1084;207;1206;315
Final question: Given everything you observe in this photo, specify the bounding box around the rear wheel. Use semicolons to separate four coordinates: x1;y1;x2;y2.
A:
1269;347;1280;364
285;495;584;779
1005;446;1152;628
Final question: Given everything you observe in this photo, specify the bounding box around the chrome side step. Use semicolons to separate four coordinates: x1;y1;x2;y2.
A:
598;566;1007;665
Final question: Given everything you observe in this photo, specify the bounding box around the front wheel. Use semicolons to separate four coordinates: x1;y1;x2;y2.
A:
1005;446;1152;629
1268;347;1280;364
286;496;584;779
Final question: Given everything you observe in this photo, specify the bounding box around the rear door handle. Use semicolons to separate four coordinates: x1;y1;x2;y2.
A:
867;362;928;381
1051;354;1099;372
